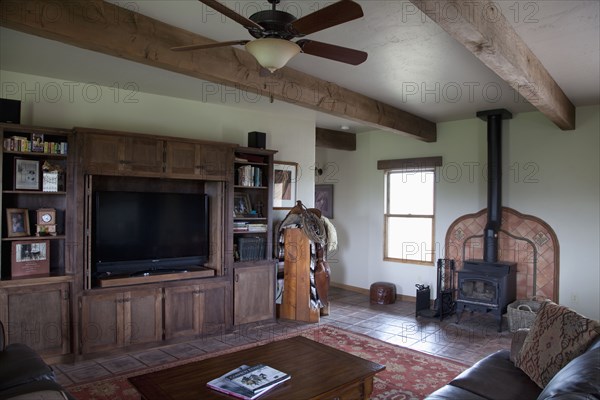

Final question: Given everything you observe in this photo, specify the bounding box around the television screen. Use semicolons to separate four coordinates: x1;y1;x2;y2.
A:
92;191;209;276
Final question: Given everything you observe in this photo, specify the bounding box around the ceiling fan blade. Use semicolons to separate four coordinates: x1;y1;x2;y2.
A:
296;39;367;65
171;40;249;52
198;0;264;31
289;0;363;36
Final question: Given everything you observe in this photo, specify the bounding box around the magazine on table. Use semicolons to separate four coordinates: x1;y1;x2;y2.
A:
207;364;290;399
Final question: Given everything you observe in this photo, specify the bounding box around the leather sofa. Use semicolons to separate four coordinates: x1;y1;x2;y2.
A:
0;322;75;400
426;328;600;400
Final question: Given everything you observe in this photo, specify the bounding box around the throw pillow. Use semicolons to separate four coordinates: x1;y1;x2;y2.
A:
515;300;600;388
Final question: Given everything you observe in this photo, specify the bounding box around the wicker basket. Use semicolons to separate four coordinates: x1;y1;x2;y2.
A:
507;298;544;332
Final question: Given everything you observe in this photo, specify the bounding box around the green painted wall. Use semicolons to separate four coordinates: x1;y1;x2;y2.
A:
317;106;600;319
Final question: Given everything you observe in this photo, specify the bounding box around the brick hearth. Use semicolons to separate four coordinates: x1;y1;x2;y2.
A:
445;207;558;301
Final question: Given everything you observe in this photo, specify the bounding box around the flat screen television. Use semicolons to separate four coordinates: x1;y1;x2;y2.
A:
92;191;209;278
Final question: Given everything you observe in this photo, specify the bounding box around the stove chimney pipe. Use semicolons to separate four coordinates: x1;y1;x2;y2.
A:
476;109;512;263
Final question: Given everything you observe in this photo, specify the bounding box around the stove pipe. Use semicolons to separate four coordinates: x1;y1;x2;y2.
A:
476;109;512;263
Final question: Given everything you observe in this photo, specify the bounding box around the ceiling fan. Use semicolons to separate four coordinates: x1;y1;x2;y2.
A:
171;0;368;72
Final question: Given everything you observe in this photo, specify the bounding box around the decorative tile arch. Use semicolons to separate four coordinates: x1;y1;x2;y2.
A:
445;207;559;301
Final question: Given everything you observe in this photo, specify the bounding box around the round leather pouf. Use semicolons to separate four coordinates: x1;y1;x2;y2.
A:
370;282;396;304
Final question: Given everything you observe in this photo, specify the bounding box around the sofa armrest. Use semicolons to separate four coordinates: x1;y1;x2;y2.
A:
510;328;529;363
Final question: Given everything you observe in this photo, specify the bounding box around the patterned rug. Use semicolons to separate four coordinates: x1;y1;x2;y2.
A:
66;325;468;400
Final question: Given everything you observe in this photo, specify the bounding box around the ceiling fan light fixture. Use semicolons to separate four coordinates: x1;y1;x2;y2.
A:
245;38;301;72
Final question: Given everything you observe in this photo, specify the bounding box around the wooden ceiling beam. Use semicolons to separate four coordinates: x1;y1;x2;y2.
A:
316;128;356;151
0;0;437;142
409;0;575;130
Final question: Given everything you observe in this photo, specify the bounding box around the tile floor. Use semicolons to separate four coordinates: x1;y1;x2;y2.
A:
54;287;514;388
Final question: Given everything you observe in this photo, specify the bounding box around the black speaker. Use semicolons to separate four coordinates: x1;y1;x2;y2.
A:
248;131;266;149
0;98;21;124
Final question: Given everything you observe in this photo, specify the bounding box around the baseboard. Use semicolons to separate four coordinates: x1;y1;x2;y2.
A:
330;282;418;303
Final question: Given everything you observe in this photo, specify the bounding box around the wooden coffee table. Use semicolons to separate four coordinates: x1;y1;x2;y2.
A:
129;336;385;399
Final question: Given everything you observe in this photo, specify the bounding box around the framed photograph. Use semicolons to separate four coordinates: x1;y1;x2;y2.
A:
31;133;44;152
234;192;252;217
6;208;30;237
315;184;334;219
11;239;50;278
14;158;40;190
273;162;298;209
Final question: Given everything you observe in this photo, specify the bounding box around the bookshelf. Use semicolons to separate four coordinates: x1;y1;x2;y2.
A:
233;147;276;263
232;147;277;325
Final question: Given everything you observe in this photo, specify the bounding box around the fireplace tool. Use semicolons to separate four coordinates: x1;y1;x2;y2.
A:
415;259;456;321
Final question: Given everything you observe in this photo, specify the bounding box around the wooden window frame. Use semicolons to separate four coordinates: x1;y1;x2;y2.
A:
380;157;441;265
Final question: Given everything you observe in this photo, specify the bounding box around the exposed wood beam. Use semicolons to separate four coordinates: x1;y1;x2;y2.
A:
316;128;356;151
0;0;437;142
409;0;575;130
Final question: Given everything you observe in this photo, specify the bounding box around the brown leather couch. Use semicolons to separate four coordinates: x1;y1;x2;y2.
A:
0;322;74;400
426;329;600;400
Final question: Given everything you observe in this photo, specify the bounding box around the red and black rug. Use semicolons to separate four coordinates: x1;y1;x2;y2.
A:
66;325;468;400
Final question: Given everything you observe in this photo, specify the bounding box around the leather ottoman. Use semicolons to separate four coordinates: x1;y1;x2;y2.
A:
370;282;396;304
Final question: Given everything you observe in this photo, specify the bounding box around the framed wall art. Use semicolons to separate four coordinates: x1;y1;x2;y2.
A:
234;192;252;217
273;162;298;209
11;239;50;278
6;208;30;237
315;184;334;219
14;158;40;190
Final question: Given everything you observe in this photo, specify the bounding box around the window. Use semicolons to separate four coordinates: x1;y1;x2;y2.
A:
379;157;441;264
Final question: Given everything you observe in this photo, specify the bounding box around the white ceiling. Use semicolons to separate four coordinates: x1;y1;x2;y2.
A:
1;1;598;134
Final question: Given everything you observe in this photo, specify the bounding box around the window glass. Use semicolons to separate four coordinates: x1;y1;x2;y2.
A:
384;169;435;264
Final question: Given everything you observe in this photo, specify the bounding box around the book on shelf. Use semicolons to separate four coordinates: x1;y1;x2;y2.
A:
237;165;263;187
247;223;267;232
3;135;68;155
237;236;265;261
207;364;290;399
234;222;249;232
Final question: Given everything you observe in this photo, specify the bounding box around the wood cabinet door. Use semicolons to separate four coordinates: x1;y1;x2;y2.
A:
125;288;163;346
200;284;228;336
164;141;198;176
80;292;124;354
82;133;163;176
82;133;124;174
164;141;232;180
124;136;164;175
197;144;232;180
0;282;70;357
163;285;203;340
234;263;275;325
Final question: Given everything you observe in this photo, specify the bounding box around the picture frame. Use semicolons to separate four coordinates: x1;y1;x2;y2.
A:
31;133;44;152
273;161;298;209
14;158;40;190
6;208;30;237
315;184;334;219
11;239;50;278
234;192;252;217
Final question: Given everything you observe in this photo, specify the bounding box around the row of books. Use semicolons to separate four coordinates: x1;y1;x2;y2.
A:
207;364;290;399
237;165;263;187
234;222;267;233
4;136;68;155
236;236;266;261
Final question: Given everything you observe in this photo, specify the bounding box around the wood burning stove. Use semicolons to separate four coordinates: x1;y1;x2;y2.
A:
456;109;517;332
456;261;517;331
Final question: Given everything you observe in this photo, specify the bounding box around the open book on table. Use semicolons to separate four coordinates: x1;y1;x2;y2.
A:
207;364;290;399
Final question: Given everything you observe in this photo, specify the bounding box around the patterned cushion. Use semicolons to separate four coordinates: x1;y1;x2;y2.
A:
515;300;600;388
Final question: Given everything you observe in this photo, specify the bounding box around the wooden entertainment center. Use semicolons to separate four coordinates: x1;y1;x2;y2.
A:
0;123;277;362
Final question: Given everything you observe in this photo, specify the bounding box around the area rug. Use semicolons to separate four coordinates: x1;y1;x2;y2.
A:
66;325;468;400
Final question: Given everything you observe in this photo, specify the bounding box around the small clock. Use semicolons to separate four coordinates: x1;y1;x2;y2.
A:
37;208;56;226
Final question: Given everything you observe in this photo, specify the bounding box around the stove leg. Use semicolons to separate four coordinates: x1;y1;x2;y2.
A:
456;304;465;324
